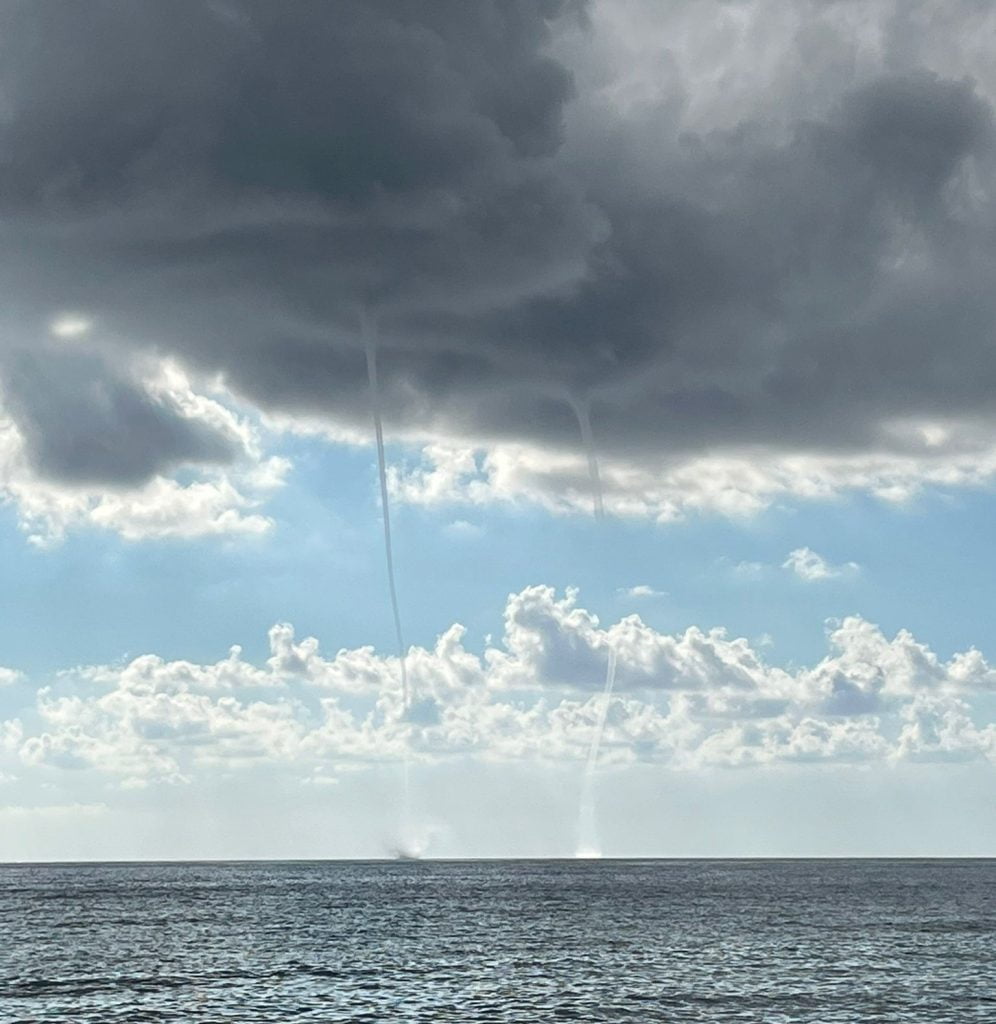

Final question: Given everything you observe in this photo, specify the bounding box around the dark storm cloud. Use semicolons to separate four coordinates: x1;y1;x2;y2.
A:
0;0;597;313
0;348;240;486
391;68;996;458
2;0;996;480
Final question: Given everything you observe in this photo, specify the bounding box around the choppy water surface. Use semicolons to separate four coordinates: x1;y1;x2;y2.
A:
1;859;993;1022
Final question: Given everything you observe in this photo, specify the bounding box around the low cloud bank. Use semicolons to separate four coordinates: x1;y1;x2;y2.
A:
2;586;993;789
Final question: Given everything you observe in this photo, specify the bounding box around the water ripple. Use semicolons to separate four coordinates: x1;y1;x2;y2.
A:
1;860;993;1022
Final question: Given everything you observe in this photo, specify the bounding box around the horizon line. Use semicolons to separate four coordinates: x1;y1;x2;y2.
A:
2;854;994;866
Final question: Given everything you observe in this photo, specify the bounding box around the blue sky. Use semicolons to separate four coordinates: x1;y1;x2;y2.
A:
2;0;996;859
4;435;996;679
2;425;996;860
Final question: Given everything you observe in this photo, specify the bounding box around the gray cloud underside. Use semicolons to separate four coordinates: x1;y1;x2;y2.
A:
3;0;996;483
0;347;240;485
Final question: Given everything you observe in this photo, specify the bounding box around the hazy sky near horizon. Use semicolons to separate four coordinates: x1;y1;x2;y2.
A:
2;0;996;859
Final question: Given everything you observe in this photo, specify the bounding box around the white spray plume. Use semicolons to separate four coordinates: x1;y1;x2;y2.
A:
576;646;617;858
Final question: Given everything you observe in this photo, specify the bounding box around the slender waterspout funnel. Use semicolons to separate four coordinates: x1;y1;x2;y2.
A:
567;388;614;855
361;308;414;849
567;393;605;520
361;309;410;712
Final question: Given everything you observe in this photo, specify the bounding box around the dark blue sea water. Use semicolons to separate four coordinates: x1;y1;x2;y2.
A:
1;859;993;1022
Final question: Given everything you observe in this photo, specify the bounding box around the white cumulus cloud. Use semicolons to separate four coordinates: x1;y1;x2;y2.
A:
0;667;22;687
618;585;666;599
2;587;994;789
783;547;860;582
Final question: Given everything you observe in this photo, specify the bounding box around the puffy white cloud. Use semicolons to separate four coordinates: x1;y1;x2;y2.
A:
388;435;996;523
798;616;996;716
783;547;860;582
3;587;994;788
690;713;890;769
0;667;22;687
619;585;665;599
896;695;996;763
0;719;23;753
443;519;484;540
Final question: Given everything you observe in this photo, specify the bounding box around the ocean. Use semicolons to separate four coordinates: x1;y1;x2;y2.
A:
1;859;993;1022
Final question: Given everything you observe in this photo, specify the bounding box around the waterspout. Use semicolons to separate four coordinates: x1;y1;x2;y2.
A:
576;646;617;857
